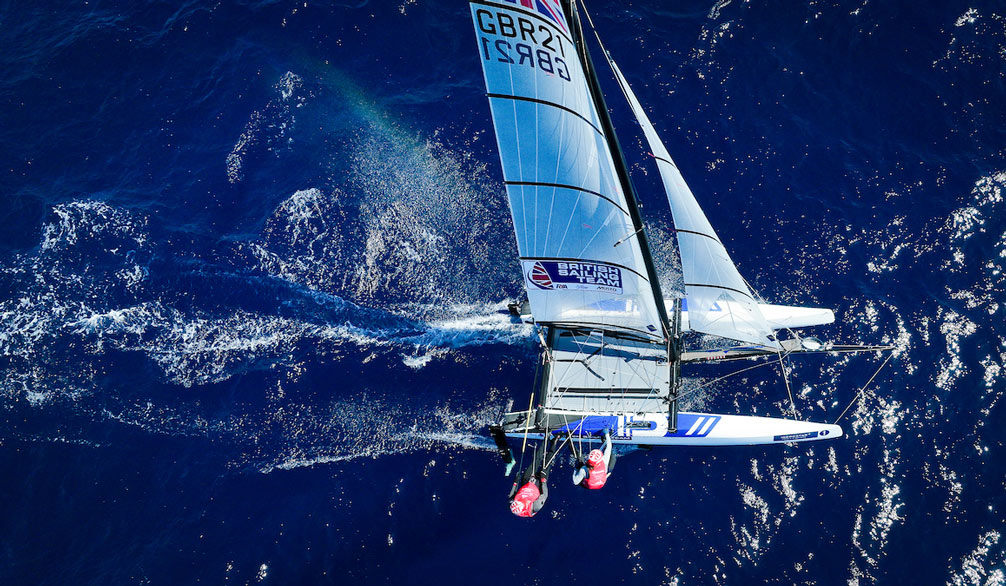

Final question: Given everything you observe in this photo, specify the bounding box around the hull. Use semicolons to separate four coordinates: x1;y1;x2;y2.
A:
502;410;842;446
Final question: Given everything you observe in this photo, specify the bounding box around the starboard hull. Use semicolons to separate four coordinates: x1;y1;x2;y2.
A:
501;410;843;447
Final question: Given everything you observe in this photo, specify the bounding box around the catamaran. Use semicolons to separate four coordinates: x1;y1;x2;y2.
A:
469;0;891;471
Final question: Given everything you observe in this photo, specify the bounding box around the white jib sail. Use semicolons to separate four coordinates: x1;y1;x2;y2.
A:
471;2;665;340
608;59;775;345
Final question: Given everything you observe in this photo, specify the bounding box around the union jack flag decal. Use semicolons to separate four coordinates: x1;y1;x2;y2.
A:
528;261;553;289
502;0;569;33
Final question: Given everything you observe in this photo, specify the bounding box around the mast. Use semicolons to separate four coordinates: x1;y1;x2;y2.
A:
565;0;682;429
563;0;671;341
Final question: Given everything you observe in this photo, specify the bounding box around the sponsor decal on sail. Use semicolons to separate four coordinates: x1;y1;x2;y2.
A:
523;260;623;294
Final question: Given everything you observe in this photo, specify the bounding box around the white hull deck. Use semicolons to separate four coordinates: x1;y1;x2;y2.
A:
502;409;843;446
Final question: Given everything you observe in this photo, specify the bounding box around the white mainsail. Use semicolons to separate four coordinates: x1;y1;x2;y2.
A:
470;2;665;341
607;59;776;346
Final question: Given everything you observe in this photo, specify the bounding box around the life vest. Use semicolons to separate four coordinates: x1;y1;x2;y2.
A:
510;482;540;517
583;448;608;490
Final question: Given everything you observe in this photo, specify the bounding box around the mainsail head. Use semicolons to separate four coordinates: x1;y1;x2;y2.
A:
470;1;666;341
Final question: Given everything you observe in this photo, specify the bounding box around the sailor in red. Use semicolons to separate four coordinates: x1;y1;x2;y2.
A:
508;474;547;517
573;428;612;490
508;437;560;517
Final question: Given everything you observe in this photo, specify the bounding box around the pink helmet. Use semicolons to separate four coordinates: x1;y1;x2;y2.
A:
587;448;604;466
510;482;540;517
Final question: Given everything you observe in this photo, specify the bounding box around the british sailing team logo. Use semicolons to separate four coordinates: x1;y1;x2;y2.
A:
524;261;623;294
528;262;553;289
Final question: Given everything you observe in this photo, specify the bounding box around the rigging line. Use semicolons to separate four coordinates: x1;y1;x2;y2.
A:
562;330;620;409
740;275;764;303
536;325;553;363
552;360;584;461
539;417;560;474
575;417;585;461
613;226;643;247
540;429;549;473
520;390;536;462
548;406;589;469
578;0;599;31
833;353;893;425
675;359;778;400
612;338;660;405
620;344;662;412
577;0;631;108
559;329;611;408
558;411;580;462
520;345;545;476
544;432;573;471
776;343;798;419
549;330;592;407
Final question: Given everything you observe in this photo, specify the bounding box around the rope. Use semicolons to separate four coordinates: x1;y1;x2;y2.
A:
776;345;798;419
557;410;582;462
575;418;587;461
518;390;535;474
578;0;634;112
539;432;550;472
544;435;569;471
685;360;777;395
739;275;802;420
833;353;893;424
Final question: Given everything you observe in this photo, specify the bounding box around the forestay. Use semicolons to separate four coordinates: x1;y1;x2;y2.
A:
470;1;665;341
608;59;776;346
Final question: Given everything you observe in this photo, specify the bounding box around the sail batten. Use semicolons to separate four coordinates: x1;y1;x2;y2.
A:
470;1;666;341
487;93;604;135
505;181;632;214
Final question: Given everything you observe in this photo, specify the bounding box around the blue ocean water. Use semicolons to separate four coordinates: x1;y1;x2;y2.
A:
1;0;1005;583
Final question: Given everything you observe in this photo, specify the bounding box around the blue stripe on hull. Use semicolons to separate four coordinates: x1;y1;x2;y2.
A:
550;413;720;441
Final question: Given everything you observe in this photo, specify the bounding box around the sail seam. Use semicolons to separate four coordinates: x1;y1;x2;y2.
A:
651;154;678;169
520;256;648;280
676;228;721;244
685;282;755;300
506;181;630;216
487;93;602;135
